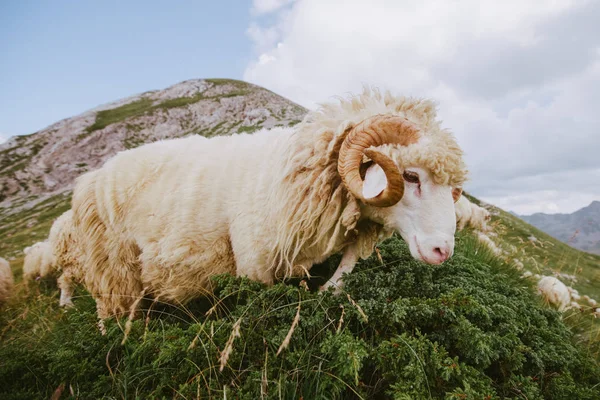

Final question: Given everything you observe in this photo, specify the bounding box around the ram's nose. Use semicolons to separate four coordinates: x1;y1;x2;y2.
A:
418;237;454;265
431;244;451;263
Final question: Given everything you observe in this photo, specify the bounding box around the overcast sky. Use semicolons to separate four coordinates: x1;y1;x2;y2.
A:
244;0;600;215
2;0;599;215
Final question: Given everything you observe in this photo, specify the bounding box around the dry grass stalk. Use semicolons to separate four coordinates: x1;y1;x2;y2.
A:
336;304;345;333
375;247;384;264
219;317;242;372
188;327;202;351
122;289;146;345
261;339;268;398
205;300;220;317
347;293;368;322
143;296;160;341
50;383;65;400
277;300;301;356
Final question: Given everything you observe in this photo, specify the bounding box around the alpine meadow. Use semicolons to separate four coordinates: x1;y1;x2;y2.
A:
1;79;599;400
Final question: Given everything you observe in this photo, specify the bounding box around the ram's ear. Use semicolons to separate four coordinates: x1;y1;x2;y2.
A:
363;163;388;199
452;188;462;203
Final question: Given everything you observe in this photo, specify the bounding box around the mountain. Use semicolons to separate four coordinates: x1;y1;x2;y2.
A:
519;201;600;255
0;79;306;212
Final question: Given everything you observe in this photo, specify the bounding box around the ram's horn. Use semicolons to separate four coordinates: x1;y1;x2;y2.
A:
338;115;419;207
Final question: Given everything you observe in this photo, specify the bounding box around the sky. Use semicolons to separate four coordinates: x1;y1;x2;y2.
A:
2;0;600;215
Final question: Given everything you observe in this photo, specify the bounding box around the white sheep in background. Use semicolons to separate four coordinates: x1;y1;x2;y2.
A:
582;295;591;303
48;210;84;307
71;87;468;321
0;257;14;306
22;241;54;284
454;195;491;232
513;259;524;270
589;298;598;307
537;276;571;311
476;232;503;255
567;286;581;301
521;271;533;279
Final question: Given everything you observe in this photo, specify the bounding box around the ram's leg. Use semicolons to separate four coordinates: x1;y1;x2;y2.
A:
230;229;274;285
320;246;359;294
234;251;274;285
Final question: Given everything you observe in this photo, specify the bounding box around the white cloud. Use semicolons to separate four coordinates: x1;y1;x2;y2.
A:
246;23;279;54
244;0;600;214
482;189;600;215
251;0;294;15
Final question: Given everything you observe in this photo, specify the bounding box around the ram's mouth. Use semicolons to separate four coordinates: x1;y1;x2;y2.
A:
414;235;427;262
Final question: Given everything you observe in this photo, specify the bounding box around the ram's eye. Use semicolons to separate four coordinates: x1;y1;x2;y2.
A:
403;171;420;184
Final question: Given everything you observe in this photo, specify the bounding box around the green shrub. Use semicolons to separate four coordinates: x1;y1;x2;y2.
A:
0;234;598;399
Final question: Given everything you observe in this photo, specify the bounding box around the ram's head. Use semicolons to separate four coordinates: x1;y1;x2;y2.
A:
338;115;467;265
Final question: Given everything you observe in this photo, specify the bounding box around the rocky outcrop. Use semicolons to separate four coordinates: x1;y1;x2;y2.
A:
0;79;307;213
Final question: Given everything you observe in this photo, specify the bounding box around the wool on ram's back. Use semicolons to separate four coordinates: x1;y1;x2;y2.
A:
72;87;468;320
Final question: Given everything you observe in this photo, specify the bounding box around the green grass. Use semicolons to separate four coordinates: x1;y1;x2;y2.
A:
154;93;207;111
1;232;599;399
1;187;600;398
205;78;250;88
82;98;154;137
237;124;264;134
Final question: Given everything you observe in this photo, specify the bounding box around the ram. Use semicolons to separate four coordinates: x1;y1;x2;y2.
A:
72;88;468;321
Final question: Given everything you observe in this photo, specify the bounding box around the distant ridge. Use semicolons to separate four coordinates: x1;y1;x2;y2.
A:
518;201;600;254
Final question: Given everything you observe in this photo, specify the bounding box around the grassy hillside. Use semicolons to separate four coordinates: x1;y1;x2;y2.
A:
1;192;599;399
3;77;598;397
1;232;599;399
465;194;600;300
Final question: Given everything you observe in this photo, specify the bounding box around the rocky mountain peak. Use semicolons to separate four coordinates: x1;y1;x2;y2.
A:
0;79;307;213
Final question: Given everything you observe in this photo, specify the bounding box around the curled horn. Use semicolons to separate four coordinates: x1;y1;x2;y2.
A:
338;115;419;207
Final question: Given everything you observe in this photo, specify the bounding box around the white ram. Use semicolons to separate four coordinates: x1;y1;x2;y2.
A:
72;88;468;320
